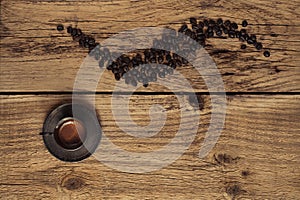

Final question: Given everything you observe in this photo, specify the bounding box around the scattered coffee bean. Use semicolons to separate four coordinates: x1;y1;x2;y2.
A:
57;24;64;31
255;42;263;50
242;20;248;27
190;17;197;25
263;51;270;57
241;44;247;49
67;26;73;34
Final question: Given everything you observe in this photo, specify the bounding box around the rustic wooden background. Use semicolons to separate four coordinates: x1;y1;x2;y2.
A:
1;0;299;199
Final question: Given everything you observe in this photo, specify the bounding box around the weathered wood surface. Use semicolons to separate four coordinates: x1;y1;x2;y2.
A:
1;0;299;92
1;95;299;199
1;0;300;199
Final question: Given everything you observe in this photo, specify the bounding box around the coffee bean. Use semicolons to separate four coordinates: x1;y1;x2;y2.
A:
198;21;204;29
143;83;149;88
250;34;257;42
114;73;121;81
247;39;254;45
67;26;72;34
231;22;238;30
57;24;64;31
209;19;216;26
190;17;197;25
242;20;248;27
255;42;263;50
217;18;223;25
228;30;236;38
166;54;172;62
216;30;222;36
241;44;247;49
178;24;188;32
204;19;209;27
224;20;231;27
71;29;77;37
263;51;270;57
235;31;241;39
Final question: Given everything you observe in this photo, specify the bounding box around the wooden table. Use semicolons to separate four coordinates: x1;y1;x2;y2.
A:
1;0;299;199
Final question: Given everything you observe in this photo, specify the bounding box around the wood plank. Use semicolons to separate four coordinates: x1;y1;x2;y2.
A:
1;0;299;92
1;94;299;199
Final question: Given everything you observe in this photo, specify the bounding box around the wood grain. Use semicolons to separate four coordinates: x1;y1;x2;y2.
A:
1;94;299;199
1;0;300;92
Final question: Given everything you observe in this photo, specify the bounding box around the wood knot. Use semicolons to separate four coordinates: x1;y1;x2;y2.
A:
241;170;250;177
214;153;240;165
62;176;85;191
226;184;242;197
188;94;204;110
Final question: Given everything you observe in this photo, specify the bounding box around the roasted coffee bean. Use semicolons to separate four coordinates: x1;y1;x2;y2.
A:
84;42;90;48
158;55;164;64
228;30;236;38
143;83;149;88
165;53;172;62
242;20;248;27
150;56;157;63
243;34;249;41
263;51;270;57
231;22;238;30
192;24;199;31
169;60;176;69
122;56;131;64
185;28;193;37
250;34;257;42
206;31;214;38
67;26;73;33
204;19;209;27
241;44;247;49
217;18;223;25
76;29;82;36
112;68;119;74
223;27;228;34
71;29;77;37
175;59;182;67
136;53;143;63
255;42;263;50
216;30;223;36
114;73;121;81
79;38;85;47
240;29;247;35
190;17;197;25
196;27;204;34
209;19;216;26
182;58;188;65
224;20;231;27
178;24;188;32
57;24;64;31
247;39;254;45
198;21;205;29
190;32;196;40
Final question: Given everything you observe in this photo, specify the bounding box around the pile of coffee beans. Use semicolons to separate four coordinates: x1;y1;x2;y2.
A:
57;18;272;87
177;18;270;56
61;25;100;52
